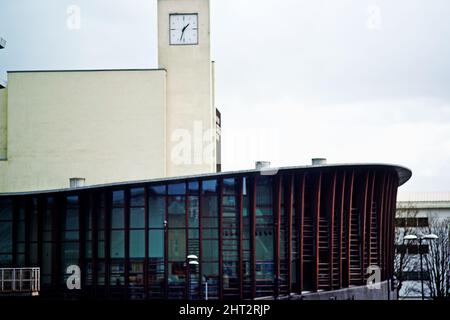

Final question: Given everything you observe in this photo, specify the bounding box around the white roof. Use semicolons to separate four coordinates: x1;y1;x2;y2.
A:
397;192;450;202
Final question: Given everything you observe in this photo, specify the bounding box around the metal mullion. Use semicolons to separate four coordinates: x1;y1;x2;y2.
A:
185;185;189;300
338;172;346;289
360;171;369;283
79;193;87;298
367;172;376;269
12;198;19;267
378;173;386;280
250;175;257;299
298;174;305;294
91;192;98;295
37;198;44;270
329;172;337;289
391;175;399;279
382;174;391;281
144;187;149;299
198;181;203;299
274;175;282;298
104;191;111;297
218;179;224;300
124;190;130;298
164;185;169;299
312;173;322;292
345;171;355;287
285;174;294;295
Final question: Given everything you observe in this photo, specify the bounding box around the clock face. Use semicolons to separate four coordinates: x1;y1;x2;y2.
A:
170;14;198;45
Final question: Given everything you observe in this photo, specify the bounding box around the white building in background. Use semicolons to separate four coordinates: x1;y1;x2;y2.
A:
396;192;450;299
0;0;220;194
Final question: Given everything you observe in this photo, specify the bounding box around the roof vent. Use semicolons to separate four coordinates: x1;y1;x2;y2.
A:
255;161;271;170
0;37;6;49
312;158;327;166
70;178;86;188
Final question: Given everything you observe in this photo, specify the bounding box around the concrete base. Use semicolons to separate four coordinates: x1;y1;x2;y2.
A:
273;281;398;301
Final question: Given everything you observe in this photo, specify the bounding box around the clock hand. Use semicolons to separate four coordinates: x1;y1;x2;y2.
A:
180;23;190;41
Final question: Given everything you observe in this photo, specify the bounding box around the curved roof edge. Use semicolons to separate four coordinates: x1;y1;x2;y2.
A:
0;163;412;197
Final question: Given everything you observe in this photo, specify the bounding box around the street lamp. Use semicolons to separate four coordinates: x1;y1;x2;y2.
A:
187;255;199;300
403;233;438;300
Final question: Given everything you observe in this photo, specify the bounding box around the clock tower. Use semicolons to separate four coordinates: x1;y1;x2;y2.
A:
158;0;216;177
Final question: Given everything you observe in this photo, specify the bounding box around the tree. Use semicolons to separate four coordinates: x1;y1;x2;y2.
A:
394;204;419;297
423;216;450;300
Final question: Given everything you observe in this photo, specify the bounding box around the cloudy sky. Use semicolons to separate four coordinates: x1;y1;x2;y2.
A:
1;0;450;193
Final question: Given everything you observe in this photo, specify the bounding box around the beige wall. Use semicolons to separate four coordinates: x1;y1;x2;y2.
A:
158;0;216;177
0;88;6;159
0;0;217;193
0;70;167;193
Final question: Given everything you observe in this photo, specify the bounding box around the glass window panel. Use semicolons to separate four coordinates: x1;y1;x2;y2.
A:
0;203;12;220
223;178;236;194
202;229;218;239
64;231;79;241
202;180;218;194
130;230;145;258
188;197;199;228
98;241;105;258
223;195;236;207
149;230;164;258
202;196;218;217
169;230;186;262
0;254;12;265
149;197;165;228
202;240;218;261
30;212;38;242
62;242;79;268
16;243;25;254
149;185;166;196
189;229;199;239
65;209;79;230
202;217;218;228
111;208;125;229
256;227;274;261
42;242;53;274
130;207;145;229
112;190;125;206
66;196;79;207
202;262;219;278
0;222;12;253
97;209;105;230
168;183;186;195
168;262;186;287
43;209;52;231
168;196;185;228
85;240;92;258
130;188;145;206
111;230;125;258
188;181;199;193
256;177;273;207
16;254;25;267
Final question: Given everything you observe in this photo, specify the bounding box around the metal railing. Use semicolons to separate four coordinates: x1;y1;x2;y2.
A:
0;268;40;296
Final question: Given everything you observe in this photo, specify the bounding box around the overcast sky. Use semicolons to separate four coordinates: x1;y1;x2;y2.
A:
1;0;450;193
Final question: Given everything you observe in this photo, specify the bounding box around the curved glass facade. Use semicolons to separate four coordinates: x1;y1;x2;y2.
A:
0;165;410;300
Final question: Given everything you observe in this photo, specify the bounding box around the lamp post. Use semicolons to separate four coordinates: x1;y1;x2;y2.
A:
187;255;199;300
403;234;438;300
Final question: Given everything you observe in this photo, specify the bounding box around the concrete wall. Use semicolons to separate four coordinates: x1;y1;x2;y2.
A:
0;88;6;159
158;0;216;177
0;70;167;193
272;281;397;301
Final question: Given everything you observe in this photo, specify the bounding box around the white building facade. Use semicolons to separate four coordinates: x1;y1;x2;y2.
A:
396;192;450;299
0;0;219;193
